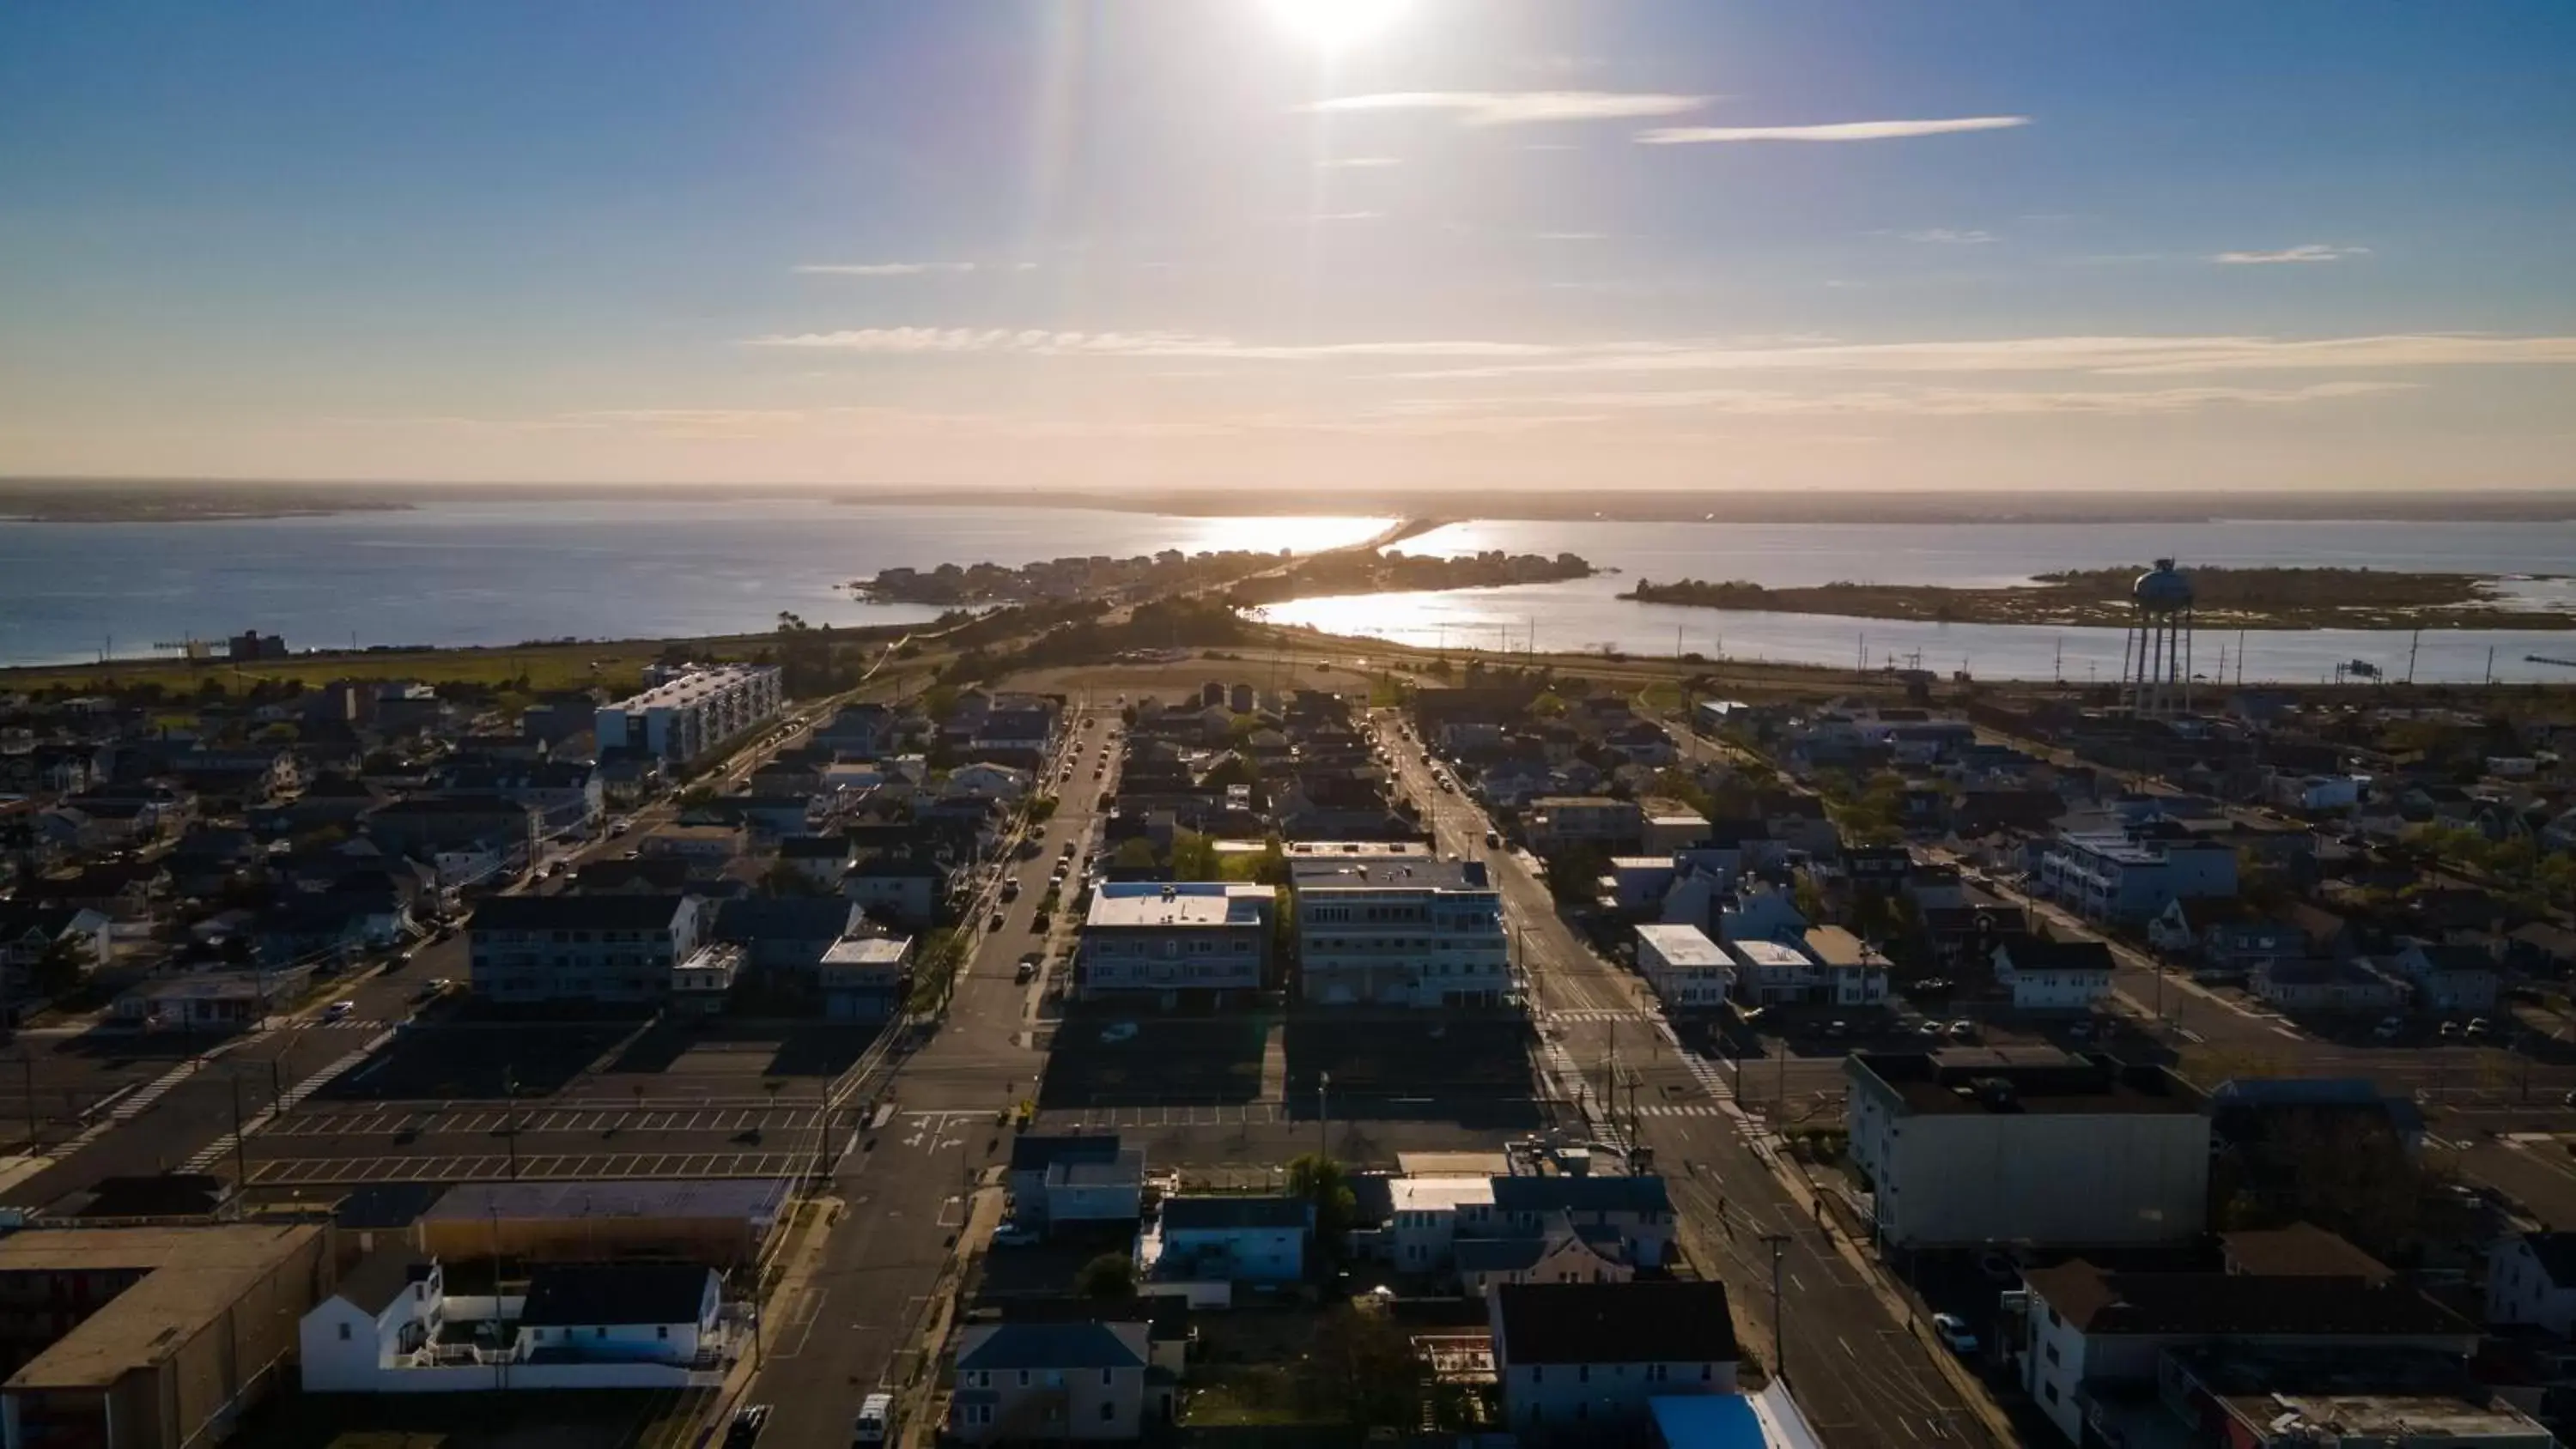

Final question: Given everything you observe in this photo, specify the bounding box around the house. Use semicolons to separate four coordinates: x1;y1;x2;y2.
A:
817;931;911;1022
113;966;316;1031
1008;1135;1130;1228
944;762;1034;803
1602;857;1680;915
707;896;867;977
0;904;113;985
1149;1196;1309;1282
29;860;170;922
1479;1175;1675;1269
775;834;854;888
1712;881;1808;948
2032;826;2237;924
842;853;948;928
514;1263;721;1367
1290;856;1507;1009
1989;934;2116;1011
638;822;746;869
2250;958;2405;1014
1801;926;1892;1008
1725;939;1815;1007
2377;939;2501;1013
299;1253;447;1391
429;759;603;835
365;794;538;864
1455;1211;1634;1299
1077;882;1275;1005
949;1318;1168;1443
2018;1260;2477;1446
2487;1231;2576;1337
1490;1282;1739;1435
467;894;706;1004
2158;1347;2551;1449
1844;1051;2209;1249
1635;924;1735;1011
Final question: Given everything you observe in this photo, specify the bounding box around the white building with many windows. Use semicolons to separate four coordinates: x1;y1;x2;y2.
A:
593;664;783;765
1634;924;1735;1011
1077;882;1274;1005
1290;856;1508;1008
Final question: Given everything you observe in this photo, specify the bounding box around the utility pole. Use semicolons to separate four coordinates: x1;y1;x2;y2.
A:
228;1069;250;1188
1317;1071;1329;1159
1759;1233;1790;1387
18;1055;33;1151
501;1065;519;1181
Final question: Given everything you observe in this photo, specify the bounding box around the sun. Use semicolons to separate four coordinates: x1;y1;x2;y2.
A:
1263;0;1410;49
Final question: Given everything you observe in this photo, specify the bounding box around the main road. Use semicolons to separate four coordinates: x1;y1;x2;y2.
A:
1368;711;1996;1449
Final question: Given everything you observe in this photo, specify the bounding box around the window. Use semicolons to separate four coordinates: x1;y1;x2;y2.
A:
1577;1366;1589;1384
596;1327;607;1339
2044;1384;2059;1404
1103;1369;1114;1386
1100;1402;1115;1422
337;1322;352;1342
1530;1367;1543;1384
659;1325;671;1341
2044;1344;2059;1366
1020;1371;1031;1387
1700;1363;1713;1382
2046;1307;2061;1328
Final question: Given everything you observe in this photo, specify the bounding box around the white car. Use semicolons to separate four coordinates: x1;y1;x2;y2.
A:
1931;1313;1978;1355
322;1000;356;1021
992;1223;1038;1247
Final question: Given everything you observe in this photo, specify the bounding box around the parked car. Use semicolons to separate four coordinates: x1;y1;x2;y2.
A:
2439;1021;2462;1040
322;1000;356;1021
1917;1020;1944;1038
1485;829;1502;848
987;911;1005;931
993;1222;1039;1247
1015;955;1040;984
1947;1020;1976;1040
2372;1016;2404;1041
1099;1021;1139;1044
1931;1313;1978;1355
1824;1020;1848;1039
726;1404;772;1446
852;1395;893;1448
2465;1017;2493;1040
1977;1251;2019;1285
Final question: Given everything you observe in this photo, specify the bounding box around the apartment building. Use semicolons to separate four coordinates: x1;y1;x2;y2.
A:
1525;797;1643;855
593;664;784;765
1633;924;1735;1011
467;894;707;1004
1290;856;1508;1009
1077;882;1276;1005
2033;826;2238;925
1844;1051;2208;1250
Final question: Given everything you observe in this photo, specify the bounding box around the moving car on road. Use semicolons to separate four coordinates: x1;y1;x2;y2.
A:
1932;1313;1978;1355
853;1393;894;1446
726;1404;771;1446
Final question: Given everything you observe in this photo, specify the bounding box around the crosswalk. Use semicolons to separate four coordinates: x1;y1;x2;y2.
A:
1545;1009;1660;1024
185;1028;397;1175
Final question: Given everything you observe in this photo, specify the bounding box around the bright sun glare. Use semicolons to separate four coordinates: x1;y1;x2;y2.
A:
1263;0;1409;49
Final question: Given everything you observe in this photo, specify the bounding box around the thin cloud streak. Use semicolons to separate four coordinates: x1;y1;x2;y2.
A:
1387;381;2418;418
1898;228;1996;245
1320;156;1402;168
2211;244;2370;264
1639;116;2030;144
794;262;979;276
1305;91;1710;126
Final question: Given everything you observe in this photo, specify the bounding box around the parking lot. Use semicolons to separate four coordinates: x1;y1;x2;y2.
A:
1037;1009;1274;1110
243;1148;812;1186
312;1022;642;1103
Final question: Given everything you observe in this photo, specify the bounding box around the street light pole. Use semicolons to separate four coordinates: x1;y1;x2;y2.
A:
501;1065;519;1181
1318;1071;1329;1159
228;1069;250;1188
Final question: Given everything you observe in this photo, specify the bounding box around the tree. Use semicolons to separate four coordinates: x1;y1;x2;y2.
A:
31;934;94;998
760;860;827;897
1112;837;1160;871
1286;1152;1358;1251
1170;829;1220;881
1075;1252;1136;1300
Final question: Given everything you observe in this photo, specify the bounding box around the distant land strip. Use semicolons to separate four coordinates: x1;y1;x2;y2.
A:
1624;566;2576;632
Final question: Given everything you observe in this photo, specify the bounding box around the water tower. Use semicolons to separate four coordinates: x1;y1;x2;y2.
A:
2123;558;2195;717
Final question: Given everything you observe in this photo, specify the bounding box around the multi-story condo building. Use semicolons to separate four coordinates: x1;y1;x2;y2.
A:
2033;826;2237;924
1077;882;1275;1006
593;664;784;765
1290;855;1508;1009
1634;924;1735;1011
468;894;706;1004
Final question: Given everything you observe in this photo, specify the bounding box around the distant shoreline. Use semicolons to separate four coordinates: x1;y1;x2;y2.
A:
7;478;2576;526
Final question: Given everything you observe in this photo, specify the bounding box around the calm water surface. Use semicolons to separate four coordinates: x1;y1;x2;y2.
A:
0;500;1394;666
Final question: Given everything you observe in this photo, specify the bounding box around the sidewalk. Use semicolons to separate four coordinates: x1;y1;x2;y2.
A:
670;1190;847;1448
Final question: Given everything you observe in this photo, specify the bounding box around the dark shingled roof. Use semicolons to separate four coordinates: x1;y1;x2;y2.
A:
958;1322;1146;1372
470;894;692;932
2020;1261;2470;1337
999;1295;1189;1343
1493;1282;1737;1366
2517;1231;2576;1288
1488;1174;1672;1216
518;1263;715;1328
1009;1134;1124;1174
1160;1196;1308;1232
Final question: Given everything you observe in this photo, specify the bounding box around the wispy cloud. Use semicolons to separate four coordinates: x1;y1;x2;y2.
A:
1305;91;1710;127
2210;244;2370;265
1312;210;1384;222
1896;228;1996;245
1384;381;2417;419
1320;155;1402;169
741;326;2576;380
1538;232;1611;242
794;262;979;276
1638;116;2030;144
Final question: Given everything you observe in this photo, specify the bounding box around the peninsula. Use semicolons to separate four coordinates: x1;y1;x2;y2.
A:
1624;566;2576;631
856;546;1594;609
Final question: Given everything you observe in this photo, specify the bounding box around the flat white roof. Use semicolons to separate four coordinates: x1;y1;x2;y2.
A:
1726;939;1811;968
1637;923;1730;967
605;664;777;712
1087;882;1274;928
1391;1177;1497;1214
822;935;910;966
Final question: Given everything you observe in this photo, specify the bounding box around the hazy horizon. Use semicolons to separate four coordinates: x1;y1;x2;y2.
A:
4;2;2573;494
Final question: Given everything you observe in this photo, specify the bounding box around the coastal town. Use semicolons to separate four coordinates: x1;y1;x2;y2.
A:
3;555;2575;1449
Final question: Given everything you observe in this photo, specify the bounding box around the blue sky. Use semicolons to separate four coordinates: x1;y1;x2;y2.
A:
3;0;2572;492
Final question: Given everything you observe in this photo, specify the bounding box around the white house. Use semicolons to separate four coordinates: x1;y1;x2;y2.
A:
1490;1282;1739;1434
1801;926;1892;1008
1725;939;1814;1007
1990;935;2117;1011
513;1264;721;1367
1385;1176;1497;1273
2487;1231;2576;1336
1456;1214;1634;1299
2379;939;2501;1014
944;762;1034;803
949;1318;1165;1443
1147;1196;1308;1283
1634;924;1735;1011
300;1255;451;1392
